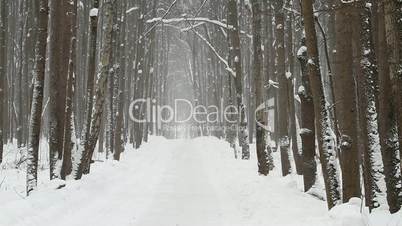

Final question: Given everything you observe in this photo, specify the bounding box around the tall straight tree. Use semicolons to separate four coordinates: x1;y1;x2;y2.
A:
26;0;48;195
377;0;402;213
334;0;361;202
251;0;269;175
60;0;78;180
358;0;385;210
285;0;303;175
384;0;402;169
297;39;317;192
274;0;291;176
228;0;249;160
75;0;116;179
301;0;341;209
0;0;6;163
81;0;99;159
262;1;274;170
73;0;99;179
113;0;127;161
48;0;71;179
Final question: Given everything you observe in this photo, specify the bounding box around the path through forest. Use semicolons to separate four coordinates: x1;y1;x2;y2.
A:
1;137;333;226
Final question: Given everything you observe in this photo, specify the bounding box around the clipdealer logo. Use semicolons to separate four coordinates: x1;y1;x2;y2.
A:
128;98;270;131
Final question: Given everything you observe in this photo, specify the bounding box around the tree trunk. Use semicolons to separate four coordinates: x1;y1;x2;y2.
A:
73;0;99;179
113;0;127;161
334;0;361;202
264;3;275;170
384;0;402;173
76;0;116;178
251;0;269;175
377;0;402;213
274;1;291;177
285;1;302;175
297;40;317;192
26;0;48;195
301;0;341;209
48;0;70;179
60;0;78;180
0;0;7;163
358;0;387;210
228;0;249;160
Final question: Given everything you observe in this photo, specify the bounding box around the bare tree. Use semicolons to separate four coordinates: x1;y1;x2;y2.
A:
251;0;269;175
274;0;291;176
60;0;78;180
48;0;71;179
0;0;7;163
377;0;402;213
228;0;249;160
75;0;117;179
26;0;48;195
297;38;317;192
301;0;341;209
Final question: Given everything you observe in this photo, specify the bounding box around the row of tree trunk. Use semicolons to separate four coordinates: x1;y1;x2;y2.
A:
0;0;401;215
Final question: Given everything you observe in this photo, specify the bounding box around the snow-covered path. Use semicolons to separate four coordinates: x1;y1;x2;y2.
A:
1;137;334;226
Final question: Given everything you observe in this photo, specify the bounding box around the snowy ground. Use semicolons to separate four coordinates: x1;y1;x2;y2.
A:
0;136;401;226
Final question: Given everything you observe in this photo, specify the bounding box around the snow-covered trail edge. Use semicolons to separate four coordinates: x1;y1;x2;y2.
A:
0;136;400;226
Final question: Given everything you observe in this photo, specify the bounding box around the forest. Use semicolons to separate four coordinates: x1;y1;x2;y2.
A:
0;0;401;225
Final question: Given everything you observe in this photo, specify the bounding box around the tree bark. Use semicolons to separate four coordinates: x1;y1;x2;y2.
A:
61;0;78;180
334;0;361;202
0;0;7;163
274;0;291;177
73;0;99;179
26;0;48;195
297;40;317;192
384;0;402;173
301;0;341;209
377;0;402;213
48;0;70;179
228;0;249;160
251;0;269;175
358;0;386;210
76;0;116;178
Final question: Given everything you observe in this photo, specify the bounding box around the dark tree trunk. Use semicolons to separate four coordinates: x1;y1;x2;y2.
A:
26;0;48;195
274;1;291;177
73;0;99;179
48;0;70;179
251;0;269;175
377;0;402;213
301;0;341;209
0;0;7;163
334;0;361;202
60;0;78;180
228;0;249;160
297;40;317;192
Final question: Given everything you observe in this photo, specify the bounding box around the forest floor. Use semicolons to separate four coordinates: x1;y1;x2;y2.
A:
0;136;400;226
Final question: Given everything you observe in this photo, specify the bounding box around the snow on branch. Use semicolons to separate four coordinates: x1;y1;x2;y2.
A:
180;22;205;32
190;28;236;78
147;17;234;30
340;0;359;3
141;0;179;40
126;7;139;14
